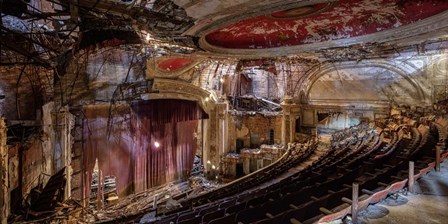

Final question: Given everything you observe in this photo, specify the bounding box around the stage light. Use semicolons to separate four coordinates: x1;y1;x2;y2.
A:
154;141;160;148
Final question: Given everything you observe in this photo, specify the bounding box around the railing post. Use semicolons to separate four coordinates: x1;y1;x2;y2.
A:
352;183;359;224
408;161;414;193
436;144;441;172
153;194;158;209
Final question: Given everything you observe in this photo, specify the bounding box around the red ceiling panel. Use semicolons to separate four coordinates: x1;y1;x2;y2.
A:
157;58;194;72
205;0;448;49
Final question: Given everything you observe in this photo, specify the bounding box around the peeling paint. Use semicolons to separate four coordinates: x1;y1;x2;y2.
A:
205;0;448;49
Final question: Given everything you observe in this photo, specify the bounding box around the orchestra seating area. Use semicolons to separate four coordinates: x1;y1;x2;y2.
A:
149;113;447;224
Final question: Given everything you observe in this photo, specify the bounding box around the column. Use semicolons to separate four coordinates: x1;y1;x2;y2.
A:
0;118;9;224
241;152;251;175
216;102;228;156
257;155;263;170
281;100;292;145
41;102;55;181
205;104;219;179
290;110;296;143
60;106;75;200
281;110;288;145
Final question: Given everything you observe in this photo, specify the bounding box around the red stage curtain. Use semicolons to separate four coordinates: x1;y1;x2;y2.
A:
131;99;208;188
83;100;207;198
83;107;134;197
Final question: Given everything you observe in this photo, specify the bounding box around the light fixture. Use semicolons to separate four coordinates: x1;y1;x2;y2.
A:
212;165;216;169
207;160;211;164
154;141;160;148
205;97;210;102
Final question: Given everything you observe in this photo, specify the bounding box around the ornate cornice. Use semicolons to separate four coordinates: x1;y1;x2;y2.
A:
149;78;214;112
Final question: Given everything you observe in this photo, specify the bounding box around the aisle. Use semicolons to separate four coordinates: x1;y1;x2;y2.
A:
354;158;448;224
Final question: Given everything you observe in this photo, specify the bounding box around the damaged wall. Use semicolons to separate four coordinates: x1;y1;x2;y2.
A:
317;112;361;130
301;52;448;108
56;45;147;201
227;114;282;150
22;139;48;196
59;45;146;105
0;66;52;121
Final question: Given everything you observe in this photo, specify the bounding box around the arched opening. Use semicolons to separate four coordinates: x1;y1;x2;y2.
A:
305;64;425;106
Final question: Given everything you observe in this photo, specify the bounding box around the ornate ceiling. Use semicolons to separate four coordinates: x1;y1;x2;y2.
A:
204;0;448;49
2;0;448;63
184;0;448;56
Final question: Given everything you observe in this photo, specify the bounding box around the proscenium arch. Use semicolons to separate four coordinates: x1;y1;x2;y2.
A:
138;78;216;173
300;62;426;104
146;78;216;115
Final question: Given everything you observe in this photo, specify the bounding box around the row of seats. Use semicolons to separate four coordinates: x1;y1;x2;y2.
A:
154;124;380;223
152;115;441;224
154;139;319;223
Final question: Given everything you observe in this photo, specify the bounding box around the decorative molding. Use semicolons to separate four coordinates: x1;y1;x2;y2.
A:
184;0;333;36
149;78;214;113
146;56;203;79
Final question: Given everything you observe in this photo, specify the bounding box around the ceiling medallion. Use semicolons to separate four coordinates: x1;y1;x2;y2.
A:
268;2;337;20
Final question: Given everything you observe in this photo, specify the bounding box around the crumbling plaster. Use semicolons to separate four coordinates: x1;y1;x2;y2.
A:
305;61;427;106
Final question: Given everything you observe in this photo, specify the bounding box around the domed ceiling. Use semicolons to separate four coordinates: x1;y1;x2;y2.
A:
202;0;448;50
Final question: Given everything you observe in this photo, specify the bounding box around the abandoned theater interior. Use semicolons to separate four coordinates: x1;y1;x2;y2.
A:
1;0;448;223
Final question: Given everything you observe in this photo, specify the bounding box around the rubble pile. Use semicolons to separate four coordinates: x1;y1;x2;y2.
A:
191;155;204;176
189;176;221;191
87;181;190;222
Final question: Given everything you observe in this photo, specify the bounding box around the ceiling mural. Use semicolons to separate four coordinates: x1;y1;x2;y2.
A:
204;0;448;49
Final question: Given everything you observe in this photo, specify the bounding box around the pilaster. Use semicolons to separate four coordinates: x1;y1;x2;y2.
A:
0;119;8;224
